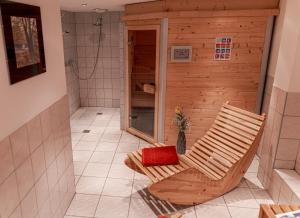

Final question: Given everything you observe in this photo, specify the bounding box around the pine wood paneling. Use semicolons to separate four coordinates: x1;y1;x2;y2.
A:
125;0;279;15
164;16;268;147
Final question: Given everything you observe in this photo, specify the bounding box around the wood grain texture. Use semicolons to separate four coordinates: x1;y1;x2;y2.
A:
259;205;300;218
164;16;268;147
125;103;266;205
125;0;279;15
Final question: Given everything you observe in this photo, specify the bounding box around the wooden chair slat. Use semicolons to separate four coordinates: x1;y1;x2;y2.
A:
133;151;164;181
204;134;244;157
192;144;233;168
219;111;261;131
195;141;237;165
184;154;221;180
280;205;292;213
212;124;253;145
137;151;171;177
128;153;158;183
189;151;228;175
198;139;239;162
152;143;187;171
210;128;250;149
271;205;283;214
217;115;259;135
191;146;230;170
223;103;264;121
180;155;217;180
188;154;224;179
207;131;247;153
290;205;300;210
215;120;256;140
221;107;263;126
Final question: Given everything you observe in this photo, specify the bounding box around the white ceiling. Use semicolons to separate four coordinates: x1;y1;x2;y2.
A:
60;0;153;12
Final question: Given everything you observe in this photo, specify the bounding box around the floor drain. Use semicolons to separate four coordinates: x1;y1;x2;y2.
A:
82;130;90;133
97;112;103;115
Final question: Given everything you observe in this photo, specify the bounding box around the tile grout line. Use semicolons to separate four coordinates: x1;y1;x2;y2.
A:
92;109;124;218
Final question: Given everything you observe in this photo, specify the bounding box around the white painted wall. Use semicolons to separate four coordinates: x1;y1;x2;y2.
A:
270;0;300;92
0;0;67;141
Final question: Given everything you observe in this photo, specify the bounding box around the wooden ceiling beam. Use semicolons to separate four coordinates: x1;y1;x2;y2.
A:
122;9;280;21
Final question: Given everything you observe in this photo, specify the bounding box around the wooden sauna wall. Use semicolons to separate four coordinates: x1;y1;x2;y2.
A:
131;30;156;108
125;0;279;15
164;16;269;147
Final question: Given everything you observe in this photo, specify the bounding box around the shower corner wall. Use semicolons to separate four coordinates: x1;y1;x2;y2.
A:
119;19;125;130
62;11;80;115
62;10;124;115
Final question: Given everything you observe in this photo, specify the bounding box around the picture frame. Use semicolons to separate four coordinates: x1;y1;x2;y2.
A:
171;46;192;63
0;0;46;84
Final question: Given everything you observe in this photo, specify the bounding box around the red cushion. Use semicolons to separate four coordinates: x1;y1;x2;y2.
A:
142;146;179;167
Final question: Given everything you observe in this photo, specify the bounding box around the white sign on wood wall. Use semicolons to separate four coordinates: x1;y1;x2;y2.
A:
171;46;192;63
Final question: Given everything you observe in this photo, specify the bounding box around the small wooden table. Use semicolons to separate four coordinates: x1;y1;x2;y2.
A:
259;204;300;218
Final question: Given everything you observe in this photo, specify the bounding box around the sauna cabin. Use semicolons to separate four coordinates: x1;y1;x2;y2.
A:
122;0;279;147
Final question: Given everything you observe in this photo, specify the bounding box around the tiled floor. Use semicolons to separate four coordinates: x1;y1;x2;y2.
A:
65;107;274;218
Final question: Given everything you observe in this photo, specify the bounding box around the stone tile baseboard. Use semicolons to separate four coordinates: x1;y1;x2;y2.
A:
0;95;75;218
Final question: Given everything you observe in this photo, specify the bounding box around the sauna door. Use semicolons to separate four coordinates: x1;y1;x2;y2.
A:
126;26;160;142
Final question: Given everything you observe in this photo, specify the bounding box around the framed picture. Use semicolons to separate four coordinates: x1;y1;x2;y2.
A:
171;46;192;63
0;0;46;84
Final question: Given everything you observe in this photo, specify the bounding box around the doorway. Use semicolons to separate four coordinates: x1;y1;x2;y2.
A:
126;26;160;142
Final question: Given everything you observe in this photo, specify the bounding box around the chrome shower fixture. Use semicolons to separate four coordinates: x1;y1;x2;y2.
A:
94;8;108;13
93;16;103;27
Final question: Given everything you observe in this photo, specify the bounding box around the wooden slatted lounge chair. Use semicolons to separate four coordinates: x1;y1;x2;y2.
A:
259;204;300;218
125;102;266;205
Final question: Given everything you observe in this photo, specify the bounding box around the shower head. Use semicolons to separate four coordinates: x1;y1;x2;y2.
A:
93;16;102;26
93;8;108;26
94;8;108;13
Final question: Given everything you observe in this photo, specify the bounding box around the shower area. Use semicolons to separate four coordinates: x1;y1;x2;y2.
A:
61;10;125;127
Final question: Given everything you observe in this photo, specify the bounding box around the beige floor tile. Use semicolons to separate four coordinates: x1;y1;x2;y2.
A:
73;141;98;151
96;141;118;152
224;187;259;209
72;150;93;162
131;179;150;199
73;162;87;176
76;176;106;195
244;172;264;189
83;163;111;178
94;196;130;218
117;143;139;153
202;196;226;206
179;207;197;218
80;133;102;142
228;206;259;218
100;133;121;143
128;198;156;218
102;178;133;197
66;194;99;217
134;172;151;181
120;134;140;143
196;205;231;218
90;151;115;163
108;164;134;180
113;152;128;164
250;189;274;204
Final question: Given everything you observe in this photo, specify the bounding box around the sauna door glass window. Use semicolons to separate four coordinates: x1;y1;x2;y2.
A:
129;30;157;138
